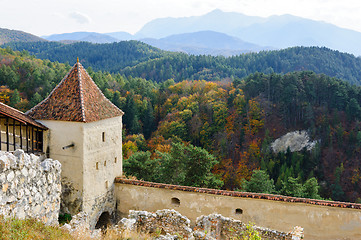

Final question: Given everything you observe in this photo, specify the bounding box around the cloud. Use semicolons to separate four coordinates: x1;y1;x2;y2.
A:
68;11;91;24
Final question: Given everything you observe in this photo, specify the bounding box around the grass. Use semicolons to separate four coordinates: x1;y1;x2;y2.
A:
0;216;263;240
0;216;155;240
0;216;73;240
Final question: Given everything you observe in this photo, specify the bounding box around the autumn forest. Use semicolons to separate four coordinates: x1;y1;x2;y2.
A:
0;44;361;203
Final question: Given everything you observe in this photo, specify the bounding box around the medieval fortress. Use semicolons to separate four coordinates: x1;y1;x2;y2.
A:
0;61;361;239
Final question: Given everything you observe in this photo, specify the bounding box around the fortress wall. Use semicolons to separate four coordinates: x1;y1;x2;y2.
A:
38;120;84;216
0;150;61;225
115;178;361;240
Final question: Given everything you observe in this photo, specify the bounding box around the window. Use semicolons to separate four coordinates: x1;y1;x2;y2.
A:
105;181;108;188
102;132;105;142
115;157;117;163
171;197;180;206
104;161;107;167
96;162;99;170
235;208;243;215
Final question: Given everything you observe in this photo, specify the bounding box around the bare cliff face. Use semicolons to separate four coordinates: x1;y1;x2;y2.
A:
271;130;318;153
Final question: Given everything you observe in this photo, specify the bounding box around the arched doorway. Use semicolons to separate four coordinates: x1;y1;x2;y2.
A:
95;211;111;230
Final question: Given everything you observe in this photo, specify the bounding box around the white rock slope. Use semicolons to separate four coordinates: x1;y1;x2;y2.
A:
271;130;318;153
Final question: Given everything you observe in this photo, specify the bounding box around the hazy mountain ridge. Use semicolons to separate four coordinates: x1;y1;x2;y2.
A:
136;10;361;56
35;9;361;56
43;32;119;44
235;14;361;55
134;9;265;39
0;28;46;45
140;31;272;56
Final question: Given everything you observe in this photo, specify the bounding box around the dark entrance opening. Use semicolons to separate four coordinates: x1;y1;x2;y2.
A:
171;197;180;206
235;208;243;215
95;211;111;230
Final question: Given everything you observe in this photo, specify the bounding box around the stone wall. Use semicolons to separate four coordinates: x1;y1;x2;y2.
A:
119;209;302;240
115;178;361;240
0;149;61;225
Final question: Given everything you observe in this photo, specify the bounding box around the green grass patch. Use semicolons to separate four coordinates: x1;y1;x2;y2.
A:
0;216;73;240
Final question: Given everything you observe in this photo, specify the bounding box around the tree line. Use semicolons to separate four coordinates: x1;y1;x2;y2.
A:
5;41;361;85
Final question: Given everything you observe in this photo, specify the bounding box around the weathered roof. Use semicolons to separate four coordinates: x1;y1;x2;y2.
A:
0;102;47;129
26;61;124;122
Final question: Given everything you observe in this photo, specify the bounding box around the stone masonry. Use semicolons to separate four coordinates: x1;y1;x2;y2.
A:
0;149;61;225
119;209;303;240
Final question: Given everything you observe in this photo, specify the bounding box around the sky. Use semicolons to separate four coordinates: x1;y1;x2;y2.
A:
1;0;361;37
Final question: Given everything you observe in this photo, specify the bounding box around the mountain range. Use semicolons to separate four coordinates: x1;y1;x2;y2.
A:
0;28;45;45
37;9;361;56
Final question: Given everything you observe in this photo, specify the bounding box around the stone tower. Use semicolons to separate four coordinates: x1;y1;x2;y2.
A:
26;60;124;227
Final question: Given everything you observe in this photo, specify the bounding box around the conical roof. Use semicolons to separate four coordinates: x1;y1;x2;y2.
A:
26;61;123;122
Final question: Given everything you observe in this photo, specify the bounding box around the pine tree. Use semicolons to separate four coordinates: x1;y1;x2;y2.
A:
123;94;141;134
9;89;20;107
142;100;155;139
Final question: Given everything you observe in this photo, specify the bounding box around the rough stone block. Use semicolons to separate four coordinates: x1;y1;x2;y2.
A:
6;171;14;182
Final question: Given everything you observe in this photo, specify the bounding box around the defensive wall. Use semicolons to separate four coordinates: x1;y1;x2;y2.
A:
0;150;61;225
115;178;361;240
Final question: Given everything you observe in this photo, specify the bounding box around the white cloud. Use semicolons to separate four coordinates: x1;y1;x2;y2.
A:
68;11;91;24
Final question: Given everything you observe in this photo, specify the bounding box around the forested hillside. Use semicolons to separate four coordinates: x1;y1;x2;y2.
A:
4;41;168;72
4;41;361;85
0;28;46;45
1;47;361;203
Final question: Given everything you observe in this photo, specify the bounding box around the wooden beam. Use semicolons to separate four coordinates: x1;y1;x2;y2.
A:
26;124;29;153
39;129;43;153
35;128;38;152
0;118;2;151
13;118;16;151
20;122;22;150
31;126;34;153
6;117;9;152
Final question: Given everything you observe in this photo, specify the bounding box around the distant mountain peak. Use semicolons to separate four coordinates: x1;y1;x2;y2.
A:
0;28;46;45
136;10;361;56
43;31;120;44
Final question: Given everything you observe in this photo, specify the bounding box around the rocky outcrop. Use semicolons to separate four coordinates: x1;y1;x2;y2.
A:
194;213;299;239
61;211;102;239
119;209;303;240
120;209;193;239
0;150;61;225
271;130;318;153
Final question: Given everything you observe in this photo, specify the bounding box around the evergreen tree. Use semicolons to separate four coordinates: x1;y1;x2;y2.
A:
346;98;361;120
281;176;304;198
123;94;141;134
123;151;158;181
241;170;276;194
142;100;155;139
112;91;122;108
303;177;321;199
30;92;42;108
9;89;20;107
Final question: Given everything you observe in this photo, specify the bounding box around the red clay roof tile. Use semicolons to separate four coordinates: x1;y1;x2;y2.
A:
26;61;123;122
0;102;47;129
